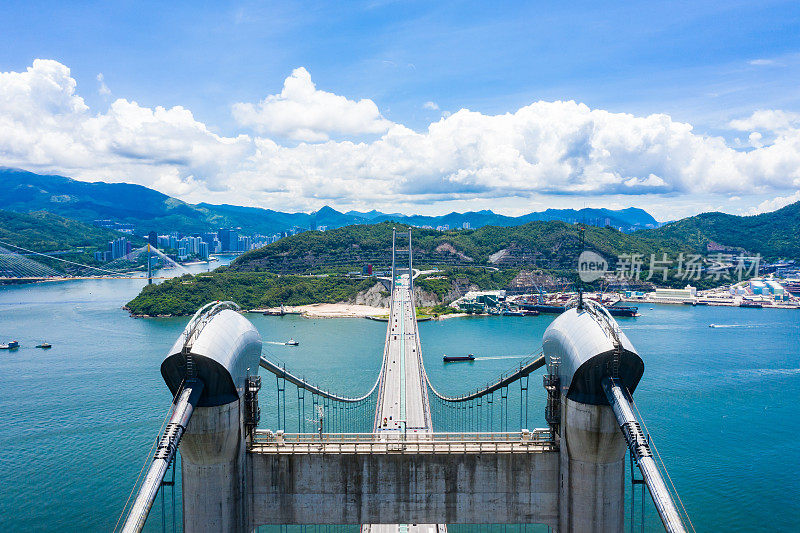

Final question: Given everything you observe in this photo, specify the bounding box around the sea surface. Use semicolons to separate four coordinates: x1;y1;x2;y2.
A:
0;271;798;532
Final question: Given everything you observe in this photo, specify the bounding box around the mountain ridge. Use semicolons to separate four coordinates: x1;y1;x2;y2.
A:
1;168;658;234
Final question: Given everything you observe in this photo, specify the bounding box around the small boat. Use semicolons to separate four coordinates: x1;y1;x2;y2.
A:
0;340;20;350
36;342;52;349
709;324;717;328
285;339;299;346
443;353;475;362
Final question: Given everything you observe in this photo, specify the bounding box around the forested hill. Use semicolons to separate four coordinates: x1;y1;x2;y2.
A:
643;201;800;259
0;209;135;252
229;221;691;273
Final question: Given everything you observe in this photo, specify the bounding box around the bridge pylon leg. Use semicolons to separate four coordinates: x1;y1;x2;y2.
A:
179;399;247;533
558;398;626;533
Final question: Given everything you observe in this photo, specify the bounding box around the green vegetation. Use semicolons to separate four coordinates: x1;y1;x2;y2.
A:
419;304;460;317
643;201;800;260
230;221;696;274
415;276;453;297
0;209;142;272
0;209;132;252
123;203;800;315
125;272;374;316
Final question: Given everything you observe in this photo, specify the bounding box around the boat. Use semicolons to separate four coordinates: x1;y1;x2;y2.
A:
443;353;475;362
0;340;20;350
501;309;525;316
739;301;763;309
285;339;299;346
36;342;52;349
605;303;640;317
518;302;567;314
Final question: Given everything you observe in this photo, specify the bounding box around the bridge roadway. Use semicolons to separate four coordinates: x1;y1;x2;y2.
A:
375;274;431;435
368;274;437;533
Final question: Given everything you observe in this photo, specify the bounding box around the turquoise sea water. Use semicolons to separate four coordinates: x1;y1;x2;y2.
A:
0;275;798;532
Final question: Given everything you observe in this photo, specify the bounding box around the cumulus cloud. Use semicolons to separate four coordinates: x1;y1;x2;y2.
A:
232;67;393;141
746;191;800;215
2;60;800;211
728;109;800;133
423;101;439;111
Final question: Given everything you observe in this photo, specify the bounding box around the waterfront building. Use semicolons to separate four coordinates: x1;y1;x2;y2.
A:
652;285;697;300
750;280;766;295
217;228;240;252
766;281;784;296
238;235;253;252
199;241;209;260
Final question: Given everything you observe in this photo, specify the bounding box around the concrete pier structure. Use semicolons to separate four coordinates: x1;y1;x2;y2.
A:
557;399;626;532
181;401;247;532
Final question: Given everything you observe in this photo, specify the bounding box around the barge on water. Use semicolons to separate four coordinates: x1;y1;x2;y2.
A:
443;353;475;362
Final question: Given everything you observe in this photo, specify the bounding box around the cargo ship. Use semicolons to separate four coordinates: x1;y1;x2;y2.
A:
605;303;640;317
517;302;566;314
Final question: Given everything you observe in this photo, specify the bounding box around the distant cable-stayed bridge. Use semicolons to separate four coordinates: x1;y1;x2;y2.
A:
0;239;191;281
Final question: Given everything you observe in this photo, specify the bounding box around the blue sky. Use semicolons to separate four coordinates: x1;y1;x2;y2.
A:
1;1;800;219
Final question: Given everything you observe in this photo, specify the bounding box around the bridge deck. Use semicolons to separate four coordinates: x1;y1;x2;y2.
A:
370;274;435;533
375;276;431;434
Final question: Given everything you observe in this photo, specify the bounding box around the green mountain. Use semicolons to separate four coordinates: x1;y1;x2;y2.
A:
644;202;800;260
229;221;690;273
125;272;375;316
1;168;658;235
0;209;133;253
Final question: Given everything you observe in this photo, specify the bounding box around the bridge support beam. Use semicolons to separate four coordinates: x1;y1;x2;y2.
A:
247;451;559;527
180;400;247;533
558;398;626;533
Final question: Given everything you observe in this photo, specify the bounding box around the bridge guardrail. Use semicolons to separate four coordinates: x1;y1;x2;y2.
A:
250;430;555;454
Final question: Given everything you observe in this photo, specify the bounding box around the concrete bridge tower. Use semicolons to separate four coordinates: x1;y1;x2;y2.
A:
543;302;645;533
159;304;262;532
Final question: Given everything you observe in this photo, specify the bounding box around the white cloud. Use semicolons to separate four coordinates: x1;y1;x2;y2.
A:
96;73;111;97
749;58;778;66
423;101;439;111
2;60;800;213
231;67;393;141
746;191;800;215
728;109;800;133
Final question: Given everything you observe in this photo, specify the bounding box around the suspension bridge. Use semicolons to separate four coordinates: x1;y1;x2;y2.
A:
117;229;693;533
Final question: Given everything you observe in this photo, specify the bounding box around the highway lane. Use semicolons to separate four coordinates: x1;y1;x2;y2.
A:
367;274;442;533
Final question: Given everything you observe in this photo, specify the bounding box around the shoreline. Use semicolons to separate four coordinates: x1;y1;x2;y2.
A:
251;303;389;319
